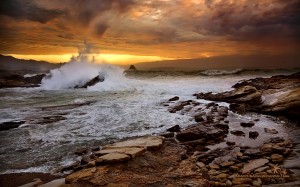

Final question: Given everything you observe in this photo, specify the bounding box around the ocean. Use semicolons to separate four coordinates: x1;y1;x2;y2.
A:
0;62;298;175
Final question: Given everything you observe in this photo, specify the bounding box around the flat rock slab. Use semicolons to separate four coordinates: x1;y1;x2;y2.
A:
96;153;131;164
105;136;163;149
95;147;146;158
242;158;269;174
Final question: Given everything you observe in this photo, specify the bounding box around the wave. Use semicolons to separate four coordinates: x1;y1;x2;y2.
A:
199;69;244;76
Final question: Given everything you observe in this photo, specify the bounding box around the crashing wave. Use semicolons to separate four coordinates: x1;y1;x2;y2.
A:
200;69;244;76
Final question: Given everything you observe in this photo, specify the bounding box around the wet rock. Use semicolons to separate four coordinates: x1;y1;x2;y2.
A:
160;132;175;138
74;147;89;155
240;122;255;128
194;115;205;122
81;155;92;165
0;120;25;131
270;154;284;163
39;178;65;187
95;147;146;158
231;130;245;137
237;104;246;115
167;125;181;132
215;123;229;132
264;128;278;134
76;75;104;88
242;159;269;174
96;153;131;164
249;131;259;139
218;106;229;117
169;96;179;101
105;136;163;149
169;100;192;113
176;124;226;143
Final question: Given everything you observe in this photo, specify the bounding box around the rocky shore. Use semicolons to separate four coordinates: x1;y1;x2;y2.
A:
2;73;299;187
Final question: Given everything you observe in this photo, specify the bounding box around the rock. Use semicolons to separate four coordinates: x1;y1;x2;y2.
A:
217;173;229;179
230;166;239;172
218;106;229;117
105;136;163;149
226;141;236;146
176;125;225;143
74;147;89;155
0;120;25;131
249;131;259;139
231;130;245;137
87;161;96;167
76;75;104;88
169;96;179;101
38;178;65;187
167;125;181;132
226;180;232;186
270;154;284;163
252;178;262;187
232;178;252;185
242;159;269;174
240;122;255;128
220;162;235;168
209;163;220;170
215;123;229;132
81;155;92;164
196;162;206;168
237;104;246;115
169;100;192;113
264;128;278;134
95;147;146;158
128;65;137;70
96;153;131;164
194;115;205;122
254;166;269;173
18;178;43;187
160;132;175;138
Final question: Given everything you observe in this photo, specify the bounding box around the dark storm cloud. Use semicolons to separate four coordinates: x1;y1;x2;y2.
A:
197;0;300;41
0;0;64;23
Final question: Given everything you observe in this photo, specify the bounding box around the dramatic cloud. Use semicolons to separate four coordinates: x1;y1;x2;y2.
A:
0;0;299;61
0;0;64;23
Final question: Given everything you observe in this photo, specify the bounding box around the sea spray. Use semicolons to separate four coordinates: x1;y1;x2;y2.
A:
41;42;130;90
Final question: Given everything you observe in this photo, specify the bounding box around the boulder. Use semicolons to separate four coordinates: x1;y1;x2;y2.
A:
230;130;245;137
128;65;137;70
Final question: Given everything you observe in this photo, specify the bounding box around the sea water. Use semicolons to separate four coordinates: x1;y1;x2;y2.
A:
0;62;298;174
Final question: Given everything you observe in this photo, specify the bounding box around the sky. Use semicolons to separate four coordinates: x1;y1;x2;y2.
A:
0;0;299;65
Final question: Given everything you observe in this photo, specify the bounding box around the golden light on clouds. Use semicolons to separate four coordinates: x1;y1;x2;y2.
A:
0;0;299;66
9;54;174;65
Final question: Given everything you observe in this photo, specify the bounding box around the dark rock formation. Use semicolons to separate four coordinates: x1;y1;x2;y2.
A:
194;73;300;120
129;65;137;70
167;125;181;132
0;74;46;88
75;75;104;88
0;120;25;131
168;96;179;101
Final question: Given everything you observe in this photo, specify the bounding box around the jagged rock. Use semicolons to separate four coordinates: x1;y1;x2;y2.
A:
264;128;278;134
169;96;179;101
240;122;255;128
242;158;269;174
167;125;181;132
169;100;192;113
0;73;46;88
249;131;259;139
75;75;104;88
194;114;205;122
0;120;25;131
